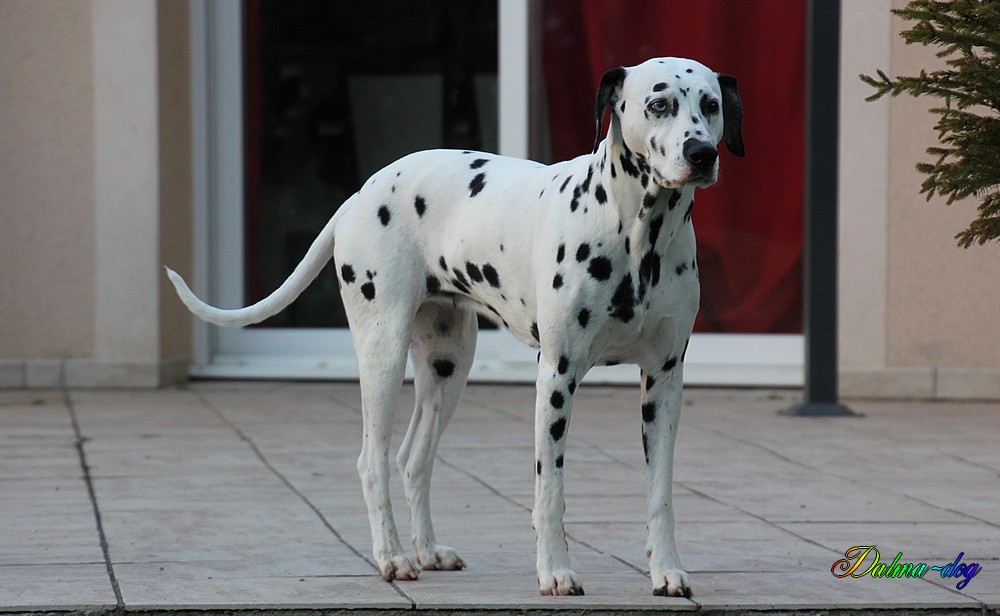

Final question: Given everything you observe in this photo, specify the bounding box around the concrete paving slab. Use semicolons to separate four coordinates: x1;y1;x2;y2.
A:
0;479;103;568
0;563;116;610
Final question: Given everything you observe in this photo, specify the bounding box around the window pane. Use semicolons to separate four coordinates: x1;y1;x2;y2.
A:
244;0;498;327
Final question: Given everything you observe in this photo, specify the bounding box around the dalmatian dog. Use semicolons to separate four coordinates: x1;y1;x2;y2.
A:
167;57;743;597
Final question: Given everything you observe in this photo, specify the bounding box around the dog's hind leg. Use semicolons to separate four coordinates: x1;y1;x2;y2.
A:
397;302;477;570
349;303;420;582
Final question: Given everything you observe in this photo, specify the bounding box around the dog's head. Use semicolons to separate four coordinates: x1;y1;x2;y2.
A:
594;57;744;189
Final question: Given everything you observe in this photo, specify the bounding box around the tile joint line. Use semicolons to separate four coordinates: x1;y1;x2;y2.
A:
64;390;126;613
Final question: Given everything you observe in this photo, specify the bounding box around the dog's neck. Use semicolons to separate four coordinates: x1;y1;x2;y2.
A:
596;127;692;267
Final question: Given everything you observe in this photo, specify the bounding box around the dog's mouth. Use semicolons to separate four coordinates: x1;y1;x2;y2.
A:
653;167;717;189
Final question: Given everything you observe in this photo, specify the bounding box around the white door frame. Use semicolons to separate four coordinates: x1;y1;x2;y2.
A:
187;0;804;387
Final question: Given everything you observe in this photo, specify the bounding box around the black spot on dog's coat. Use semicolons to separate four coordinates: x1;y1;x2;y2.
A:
550;390;564;409
549;417;567;441
576;243;591;262
451;269;471;293
557;355;569;374
340;264;356;284
439;256;448;271
361;282;376;301
581;166;594;193
559;176;573;193
652;82;667;92
426;275;441;294
595;184;607;204
668;191;682;210
642;402;657;423
469;173;487;197
536;460;542;475
577;308;590;328
556;244;565;263
553;274;563;289
482;263;501;288
619;154;640;178
555;455;564;468
639;251;661;294
649;215;664;248
570;185;583;212
433;359;456;378
588;257;613;281
377;206;391;226
531;322;540;342
414;196;427;217
568;378;576;394
470;158;489;169
608;273;636;322
466;262;483;283
663;356;678;372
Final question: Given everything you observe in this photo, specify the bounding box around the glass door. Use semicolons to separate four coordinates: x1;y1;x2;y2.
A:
192;0;537;380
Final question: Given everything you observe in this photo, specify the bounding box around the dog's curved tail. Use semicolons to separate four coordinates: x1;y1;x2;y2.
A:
166;201;350;327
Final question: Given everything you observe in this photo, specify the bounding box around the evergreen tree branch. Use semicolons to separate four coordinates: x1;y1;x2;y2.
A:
860;0;1000;247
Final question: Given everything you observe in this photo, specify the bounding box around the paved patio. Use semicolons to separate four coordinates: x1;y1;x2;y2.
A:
1;381;998;615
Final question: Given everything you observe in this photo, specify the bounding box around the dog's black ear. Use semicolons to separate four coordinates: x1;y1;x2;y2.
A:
717;74;745;157
593;67;626;154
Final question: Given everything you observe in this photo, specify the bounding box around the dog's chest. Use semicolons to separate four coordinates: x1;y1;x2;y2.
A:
532;189;699;363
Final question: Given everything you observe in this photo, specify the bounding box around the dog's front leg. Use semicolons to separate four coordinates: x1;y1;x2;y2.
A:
532;353;584;596
641;363;692;598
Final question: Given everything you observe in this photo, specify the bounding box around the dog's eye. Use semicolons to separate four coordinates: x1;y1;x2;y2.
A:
701;99;720;115
648;99;670;114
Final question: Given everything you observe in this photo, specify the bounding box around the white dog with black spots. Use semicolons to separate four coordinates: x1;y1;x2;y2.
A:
168;57;744;598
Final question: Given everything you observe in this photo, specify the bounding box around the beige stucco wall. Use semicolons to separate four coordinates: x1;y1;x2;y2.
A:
0;1;96;359
840;0;1000;399
0;0;192;387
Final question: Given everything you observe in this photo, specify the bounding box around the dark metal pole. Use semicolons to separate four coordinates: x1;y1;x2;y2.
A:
785;0;855;417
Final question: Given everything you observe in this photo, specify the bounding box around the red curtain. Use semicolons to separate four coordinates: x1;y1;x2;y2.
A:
543;0;805;333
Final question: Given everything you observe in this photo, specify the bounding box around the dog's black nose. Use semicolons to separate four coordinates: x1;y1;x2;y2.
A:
683;139;718;170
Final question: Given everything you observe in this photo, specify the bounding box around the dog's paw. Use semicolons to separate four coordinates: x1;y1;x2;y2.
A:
416;544;466;571
377;554;420;582
538;568;585;596
652;568;692;598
